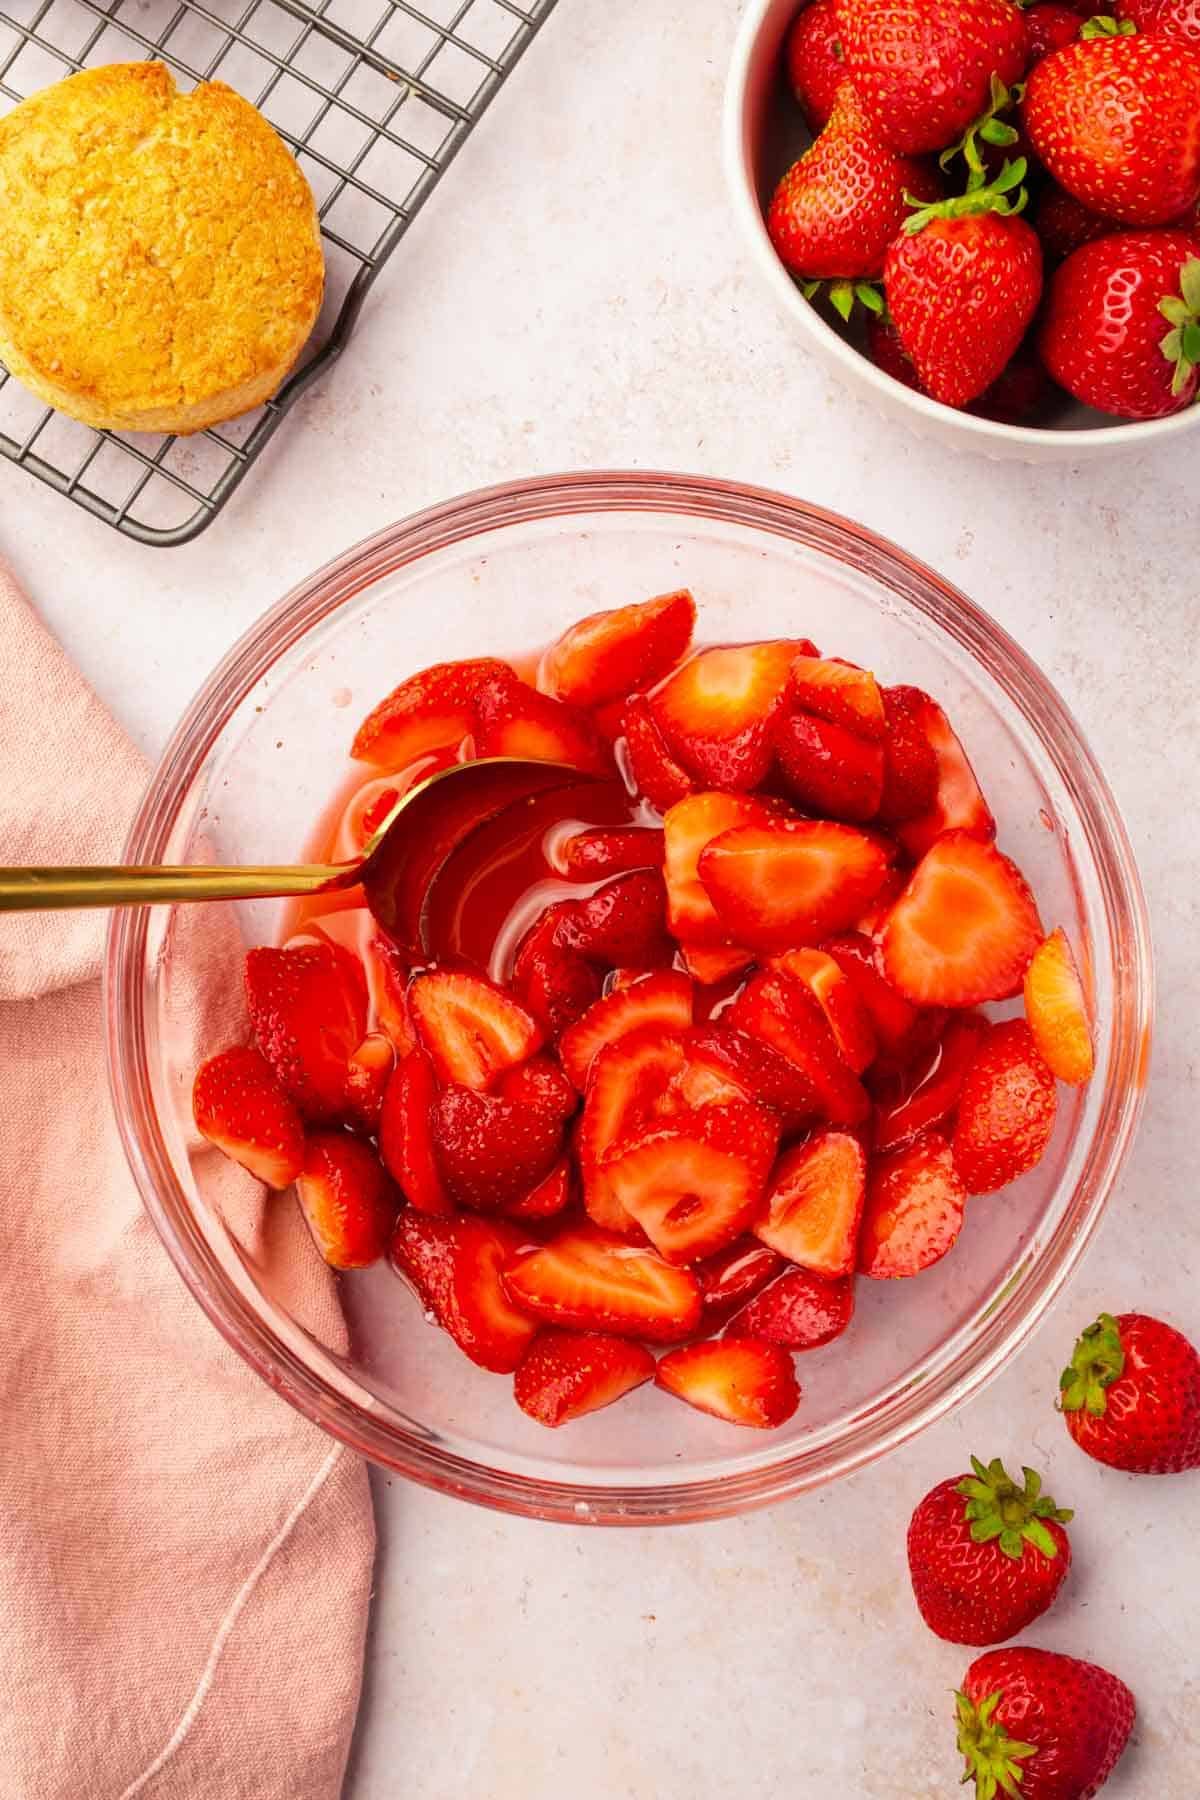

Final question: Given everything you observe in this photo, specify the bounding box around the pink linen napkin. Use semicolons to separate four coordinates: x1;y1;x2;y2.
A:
0;565;374;1799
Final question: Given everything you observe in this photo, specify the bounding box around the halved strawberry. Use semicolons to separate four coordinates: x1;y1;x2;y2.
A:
560;969;694;1089
699;820;891;952
1024;926;1095;1086
650;639;817;791
822;932;944;1068
578;1028;687;1230
503;1224;702;1342
877;685;940;824
893;691;996;859
680;943;756;984
393;1212;539;1372
502;1159;574;1221
603;1100;780;1263
432;1085;564;1211
730;972;869;1125
674;1022;819;1119
473;672;613;776
754;1129;867;1277
409;968;543;1090
495;1054;578;1120
378;1050;454;1216
663;791;780;945
695;1239;785;1327
773;711;885;822
786;655;886;740
361;935;417;1055
853;863;909;937
192;1045;305;1189
620;695;697;812
350;657;515;768
871;1012;989;1153
512;910;603;1038
556;826;665;879
728;1267;856;1350
297;1132;398;1269
881;832;1043;1008
770;947;877;1073
655;1337;801;1428
245;941;368;1122
951;1019;1058;1195
344;1032;395;1132
859;1131;967;1279
514;1329;656;1426
664;1050;752;1113
554;870;673;968
539;589;696;707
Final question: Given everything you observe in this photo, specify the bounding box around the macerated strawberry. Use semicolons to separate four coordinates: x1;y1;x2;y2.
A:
730;971;870;1125
674;1023;819;1119
379;1050;455;1216
882;833;1043;1008
771;947;877;1072
344;1032;395;1132
472;672;613;776
502;1159;574;1221
361;935;417;1055
823;931;922;1053
663;790;781;945
1024;926;1094;1085
560;969;694;1089
495;1054;578;1120
620;695;697;812
651;640;817;791
245;941;368;1122
892;692;997;858
393;1212;539;1372
787;655;886;740
695;1238;786;1326
350;657;515;767
409;968;543;1090
432;1085;564;1211
578;1028;688;1231
729;1266;856;1350
514;1329;656;1426
774;711;886;822
503;1224;703;1341
877;684;940;824
699;819;891;952
680;943;756;984
192;1045;305;1189
554;870;673;968
655;1337;801;1428
604;1100;780;1263
512;910;603;1038
664;1052;752;1113
853;863;909;937
556;826;666;879
872;1012;989;1152
539;589;696;707
754;1129;867;1277
859;1131;967;1278
297;1132;398;1269
952;1019;1058;1194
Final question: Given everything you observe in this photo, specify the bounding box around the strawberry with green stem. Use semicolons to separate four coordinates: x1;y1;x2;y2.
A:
1060;1309;1200;1472
956;1647;1135;1799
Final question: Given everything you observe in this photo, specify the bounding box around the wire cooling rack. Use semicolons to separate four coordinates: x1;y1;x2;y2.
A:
0;0;558;544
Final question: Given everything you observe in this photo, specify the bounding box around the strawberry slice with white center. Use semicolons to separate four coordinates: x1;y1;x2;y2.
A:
538;589;696;707
881;831;1043;1008
245;941;368;1122
192;1045;305;1189
728;1266;856;1351
871;1012;988;1153
699;819;891;952
754;1128;867;1278
513;1329;656;1426
409;968;544;1090
560;968;694;1089
432;1085;564;1211
770;947;877;1073
393;1212;539;1372
650;639;817;790
695;1239;785;1327
773;711;886;822
351;657;516;769
603;1100;780;1264
473;673;613;776
378;1049;455;1216
620;695;697;813
501;1159;574;1221
858;1131;967;1279
892;690;996;859
786;655;886;740
502;1224;702;1342
654;1338;801;1428
663;790;780;945
578;1027;687;1231
297;1133;398;1269
730;971;869;1126
1023;926;1095;1086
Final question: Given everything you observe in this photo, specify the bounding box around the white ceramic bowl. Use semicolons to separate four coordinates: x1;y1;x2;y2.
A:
723;0;1200;461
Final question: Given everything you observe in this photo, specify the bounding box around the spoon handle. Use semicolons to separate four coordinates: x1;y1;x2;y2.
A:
0;863;354;910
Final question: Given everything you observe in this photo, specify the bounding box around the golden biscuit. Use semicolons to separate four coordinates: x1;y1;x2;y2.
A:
0;62;324;434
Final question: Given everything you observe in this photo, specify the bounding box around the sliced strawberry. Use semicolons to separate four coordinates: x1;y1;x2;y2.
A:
822;932;938;1066
393;1212;539;1372
786;655;886;740
672;1022;819;1119
554;870;673;968
664;1050;752;1113
663;790;780;945
560;969;694;1089
877;685;940;824
245;941;368;1122
591;697;630;744
432;1085;564;1211
871;1012;989;1153
603;1100;780;1263
501;1159;574;1221
650;639;817;791
409;968;544;1090
728;1267;856;1350
620;695;697;812
699;819;891;952
297;1132;397;1269
951;1019;1058;1195
503;1224;702;1342
514;1329;656;1426
344;1032;395;1132
695;1239;785;1327
473;672;612;776
512;909;603;1038
350;657;515;768
730;971;869;1126
655;1338;801;1428
539;589;696;707
754;1129;867;1277
192;1045;305;1189
881;832;1043;1008
770;947;877;1073
773;711;885;822
495;1054;578;1120
859;1131;967;1279
1024;926;1095;1086
361;935;417;1055
556;825;665;879
853;863;909;938
578;1027;687;1230
680;943;756;984
379;1050;455;1216
892;690;996;858
391;1205;456;1316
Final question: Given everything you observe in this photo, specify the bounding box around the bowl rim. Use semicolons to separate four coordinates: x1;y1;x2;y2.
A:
106;469;1153;1525
721;0;1200;453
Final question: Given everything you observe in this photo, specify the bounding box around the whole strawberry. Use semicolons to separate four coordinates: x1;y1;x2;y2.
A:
1024;2;1081;63
1117;0;1200;43
885;162;1043;405
1060;1309;1200;1472
835;0;1027;154
957;1648;1135;1800
768;83;941;279
908;1455;1073;1646
1034;182;1118;260
1023;25;1200;224
1039;229;1200;417
786;0;847;134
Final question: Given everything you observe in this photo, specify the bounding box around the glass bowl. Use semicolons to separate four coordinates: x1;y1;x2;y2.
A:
106;471;1152;1525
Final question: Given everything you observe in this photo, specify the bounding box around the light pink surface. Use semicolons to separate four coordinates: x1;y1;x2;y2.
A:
0;566;373;1799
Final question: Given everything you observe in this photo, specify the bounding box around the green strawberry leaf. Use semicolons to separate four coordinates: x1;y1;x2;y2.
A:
1158;261;1200;397
1080;12;1136;34
1180;258;1200;315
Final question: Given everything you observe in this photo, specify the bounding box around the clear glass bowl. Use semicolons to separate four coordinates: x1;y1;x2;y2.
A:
106;471;1152;1525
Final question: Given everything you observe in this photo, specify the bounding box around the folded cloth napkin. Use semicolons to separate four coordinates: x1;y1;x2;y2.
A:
0;566;374;1799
